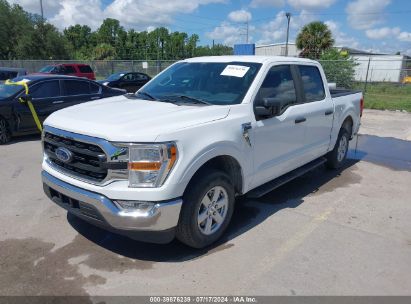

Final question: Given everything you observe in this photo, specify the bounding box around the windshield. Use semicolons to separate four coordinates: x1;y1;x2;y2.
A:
107;72;125;81
39;65;55;73
0;83;23;99
138;62;262;105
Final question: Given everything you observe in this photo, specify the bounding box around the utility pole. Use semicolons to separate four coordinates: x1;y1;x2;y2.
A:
285;12;291;56
246;17;249;44
39;0;44;20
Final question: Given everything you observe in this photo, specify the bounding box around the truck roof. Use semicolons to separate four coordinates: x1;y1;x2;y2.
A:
184;55;317;64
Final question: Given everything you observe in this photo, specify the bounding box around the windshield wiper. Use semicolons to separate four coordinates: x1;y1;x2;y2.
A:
137;91;156;100
174;95;212;105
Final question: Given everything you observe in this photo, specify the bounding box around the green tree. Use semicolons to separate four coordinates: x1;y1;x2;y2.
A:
93;43;116;60
296;21;334;59
320;48;357;88
63;24;93;59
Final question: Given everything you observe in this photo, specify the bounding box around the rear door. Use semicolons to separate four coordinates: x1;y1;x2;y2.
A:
251;64;308;188
15;80;63;131
296;65;334;159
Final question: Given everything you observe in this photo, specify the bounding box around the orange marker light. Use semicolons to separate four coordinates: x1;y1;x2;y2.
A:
168;145;177;170
128;162;162;171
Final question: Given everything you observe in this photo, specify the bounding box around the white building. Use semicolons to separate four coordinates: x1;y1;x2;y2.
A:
339;48;409;83
255;42;300;57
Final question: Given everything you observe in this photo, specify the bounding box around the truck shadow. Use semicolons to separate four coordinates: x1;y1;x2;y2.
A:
68;157;360;262
67;134;411;261
4;134;41;145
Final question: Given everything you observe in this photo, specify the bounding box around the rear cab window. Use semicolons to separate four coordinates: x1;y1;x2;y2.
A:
298;65;326;102
78;65;93;73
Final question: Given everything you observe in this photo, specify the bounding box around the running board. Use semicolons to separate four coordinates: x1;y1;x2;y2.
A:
246;157;327;199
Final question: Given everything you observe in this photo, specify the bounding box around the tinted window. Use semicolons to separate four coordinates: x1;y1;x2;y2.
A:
90;82;100;94
0;71;18;80
78;65;93;73
31;81;61;98
299;65;325;102
64;65;76;73
64;80;90;95
136;73;148;80
256;65;297;108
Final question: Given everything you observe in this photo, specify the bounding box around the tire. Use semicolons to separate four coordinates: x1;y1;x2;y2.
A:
176;169;235;248
326;128;350;169
0;118;11;145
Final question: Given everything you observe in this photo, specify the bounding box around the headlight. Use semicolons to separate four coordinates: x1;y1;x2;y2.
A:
103;82;109;86
126;143;177;188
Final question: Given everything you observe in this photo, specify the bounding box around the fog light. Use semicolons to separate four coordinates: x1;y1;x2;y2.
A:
115;200;156;214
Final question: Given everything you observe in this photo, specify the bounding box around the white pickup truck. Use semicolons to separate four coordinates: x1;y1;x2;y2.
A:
42;56;363;248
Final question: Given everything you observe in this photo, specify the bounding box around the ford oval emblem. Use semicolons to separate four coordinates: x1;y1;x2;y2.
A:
55;147;73;163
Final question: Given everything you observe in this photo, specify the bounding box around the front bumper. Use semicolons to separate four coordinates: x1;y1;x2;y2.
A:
42;170;182;244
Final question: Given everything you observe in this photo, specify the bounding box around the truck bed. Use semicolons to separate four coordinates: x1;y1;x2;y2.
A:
330;88;362;98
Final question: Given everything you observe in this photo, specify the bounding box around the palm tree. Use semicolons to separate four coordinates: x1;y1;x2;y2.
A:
296;21;335;59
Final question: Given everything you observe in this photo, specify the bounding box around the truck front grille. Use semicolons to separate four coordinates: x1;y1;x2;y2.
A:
43;132;108;183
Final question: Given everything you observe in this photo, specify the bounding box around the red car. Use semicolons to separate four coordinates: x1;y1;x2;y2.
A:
38;64;96;80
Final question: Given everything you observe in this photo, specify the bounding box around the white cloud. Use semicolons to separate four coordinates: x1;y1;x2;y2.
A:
398;32;411;42
206;22;254;45
365;27;400;40
9;0;62;17
12;0;227;30
287;0;336;10
249;0;285;8
325;20;360;48
257;10;316;45
346;0;391;30
228;10;252;23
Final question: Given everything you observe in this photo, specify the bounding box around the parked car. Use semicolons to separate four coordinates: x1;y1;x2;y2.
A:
99;72;151;93
0;67;27;82
0;75;125;144
38;64;96;80
41;56;363;248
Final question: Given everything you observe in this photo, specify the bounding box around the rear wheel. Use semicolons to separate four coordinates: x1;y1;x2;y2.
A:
0;118;11;145
176;170;235;248
326;128;350;169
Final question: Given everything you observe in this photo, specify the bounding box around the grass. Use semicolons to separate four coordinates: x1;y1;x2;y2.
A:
354;83;411;112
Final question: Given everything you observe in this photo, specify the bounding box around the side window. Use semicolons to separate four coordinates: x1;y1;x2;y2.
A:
136;73;148;80
78;65;93;73
256;65;297;108
90;82;100;94
123;73;134;81
64;65;76;74
298;65;325;102
64;80;91;95
30;81;61;98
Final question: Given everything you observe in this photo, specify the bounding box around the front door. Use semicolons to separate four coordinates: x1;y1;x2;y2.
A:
251;64;308;189
14;80;63;132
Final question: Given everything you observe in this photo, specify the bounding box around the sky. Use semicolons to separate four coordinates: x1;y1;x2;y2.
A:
9;0;411;55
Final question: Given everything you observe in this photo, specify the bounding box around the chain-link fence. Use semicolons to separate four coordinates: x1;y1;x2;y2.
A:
0;60;177;79
1;58;410;111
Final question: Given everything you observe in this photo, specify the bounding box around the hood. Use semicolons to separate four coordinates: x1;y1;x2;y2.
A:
44;96;230;142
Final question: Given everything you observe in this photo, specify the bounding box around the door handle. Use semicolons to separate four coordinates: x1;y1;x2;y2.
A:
325;109;334;116
52;100;64;104
91;96;101;100
295;117;306;124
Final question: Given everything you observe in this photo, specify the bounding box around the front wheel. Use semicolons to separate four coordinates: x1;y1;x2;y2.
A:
326;128;350;169
0;118;11;145
176;170;235;248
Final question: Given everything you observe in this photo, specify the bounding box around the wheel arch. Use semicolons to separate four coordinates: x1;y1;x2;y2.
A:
181;153;244;197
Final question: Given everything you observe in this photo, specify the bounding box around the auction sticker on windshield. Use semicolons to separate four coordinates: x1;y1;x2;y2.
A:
221;65;250;78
